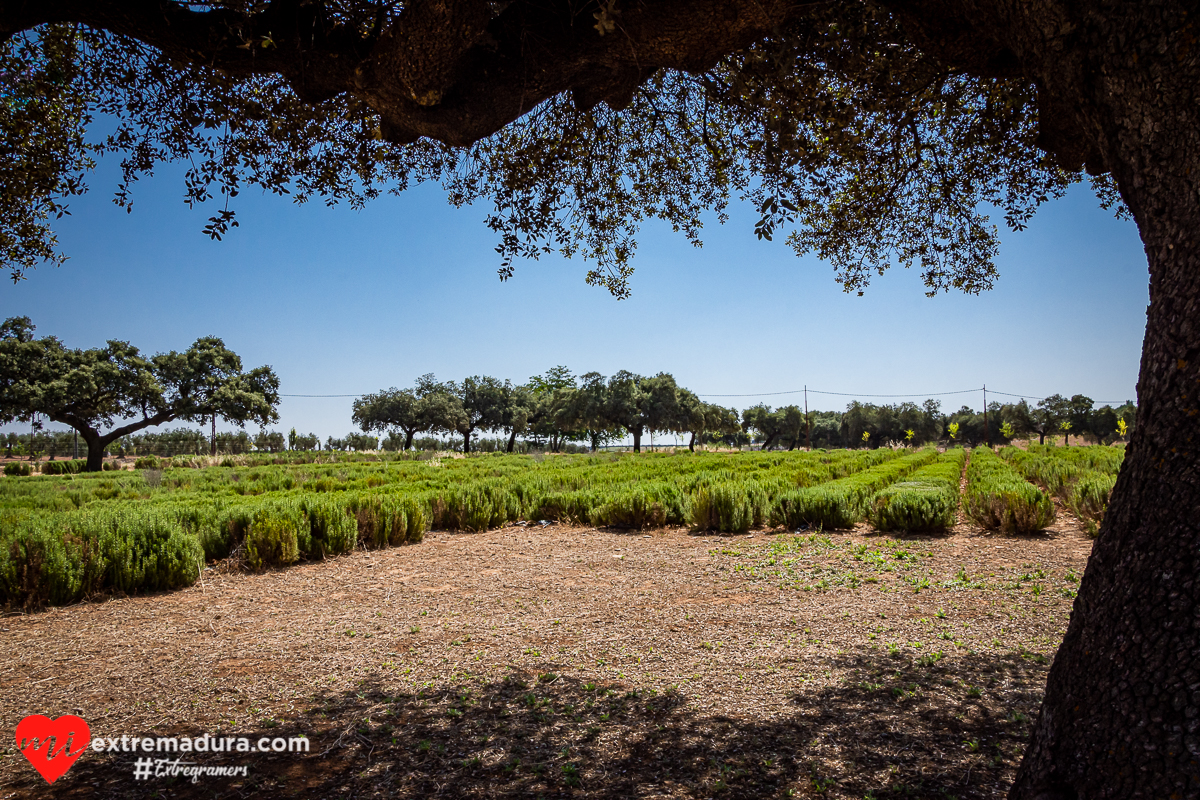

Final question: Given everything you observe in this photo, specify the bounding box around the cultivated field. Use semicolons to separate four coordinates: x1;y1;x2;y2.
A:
0;446;1119;798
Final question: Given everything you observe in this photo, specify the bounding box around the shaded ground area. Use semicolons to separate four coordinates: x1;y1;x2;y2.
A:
0;515;1092;799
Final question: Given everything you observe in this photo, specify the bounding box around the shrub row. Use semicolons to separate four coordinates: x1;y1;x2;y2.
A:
40;460;87;476
867;448;966;532
769;448;942;530
1000;444;1123;535
3;460;86;477
964;448;1055;534
0;508;204;608
0;489;428;608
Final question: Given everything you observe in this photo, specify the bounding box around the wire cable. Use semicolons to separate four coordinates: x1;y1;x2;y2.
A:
697;388;982;398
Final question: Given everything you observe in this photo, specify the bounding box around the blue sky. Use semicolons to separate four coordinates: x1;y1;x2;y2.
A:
2;154;1148;440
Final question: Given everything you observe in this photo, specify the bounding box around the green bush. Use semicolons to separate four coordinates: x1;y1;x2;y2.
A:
396;496;427;543
245;506;303;570
135;456;160;470
40;460;84;475
176;502;234;560
771;449;939;530
0;521;85;607
101;461;120;471
300;497;356;556
85;509;204;593
529;490;602;525
867;449;965;532
4;462;32;477
591;488;668;529
1067;472;1117;534
345;493;425;547
688;481;767;533
964;448;1055;534
1001;445;1121;531
430;481;521;532
868;481;958;532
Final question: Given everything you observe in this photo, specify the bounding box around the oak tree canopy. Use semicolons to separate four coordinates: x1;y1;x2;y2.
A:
1;0;1120;298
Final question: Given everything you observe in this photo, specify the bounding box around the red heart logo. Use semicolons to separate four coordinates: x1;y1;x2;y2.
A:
16;715;90;784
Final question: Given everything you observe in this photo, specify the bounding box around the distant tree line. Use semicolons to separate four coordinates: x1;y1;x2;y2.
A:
4;370;1135;459
748;394;1137;450
351;368;743;454
352;370;1137;452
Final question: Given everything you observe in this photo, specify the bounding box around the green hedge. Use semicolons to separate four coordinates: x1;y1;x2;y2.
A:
0;508;204;607
964;448;1055;534
867;448;966;532
688;480;770;533
1000;444;1122;535
40;460;85;475
770;449;941;530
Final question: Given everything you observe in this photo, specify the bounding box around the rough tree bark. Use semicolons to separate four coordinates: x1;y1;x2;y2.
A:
885;1;1200;796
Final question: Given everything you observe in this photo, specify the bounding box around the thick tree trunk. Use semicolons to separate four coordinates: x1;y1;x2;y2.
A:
632;427;642;453
83;434;104;472
1007;4;1200;796
688;432;695;452
462;429;471;453
506;428;517;453
404;429;415;450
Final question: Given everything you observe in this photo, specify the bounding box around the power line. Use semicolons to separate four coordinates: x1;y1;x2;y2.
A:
279;387;1133;405
698;388;982;398
988;389;1133;406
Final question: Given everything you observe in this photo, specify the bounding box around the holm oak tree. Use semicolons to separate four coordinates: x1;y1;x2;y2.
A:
0;317;280;470
1;1;1199;796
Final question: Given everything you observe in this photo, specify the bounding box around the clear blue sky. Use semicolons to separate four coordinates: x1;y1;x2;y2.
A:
1;153;1148;440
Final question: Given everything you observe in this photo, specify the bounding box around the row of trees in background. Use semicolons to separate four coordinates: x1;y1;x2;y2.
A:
747;394;1137;450
351;369;742;454
352;369;1137;452
2;331;1136;458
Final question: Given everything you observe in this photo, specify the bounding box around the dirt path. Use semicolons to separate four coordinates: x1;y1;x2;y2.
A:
0;517;1093;799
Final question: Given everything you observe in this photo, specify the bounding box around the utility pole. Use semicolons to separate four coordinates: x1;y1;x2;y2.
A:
804;385;811;450
983;385;990;448
73;429;77;460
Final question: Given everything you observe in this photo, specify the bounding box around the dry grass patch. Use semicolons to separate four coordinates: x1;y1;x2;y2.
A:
0;517;1091;799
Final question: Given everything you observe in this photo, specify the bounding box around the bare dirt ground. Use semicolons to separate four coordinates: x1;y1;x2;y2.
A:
0;513;1093;799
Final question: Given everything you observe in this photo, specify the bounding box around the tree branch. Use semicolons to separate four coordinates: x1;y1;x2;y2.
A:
2;0;828;146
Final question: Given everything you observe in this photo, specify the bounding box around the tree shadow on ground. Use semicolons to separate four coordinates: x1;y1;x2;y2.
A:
28;646;1046;799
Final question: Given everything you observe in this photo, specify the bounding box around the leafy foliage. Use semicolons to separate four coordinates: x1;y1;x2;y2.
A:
0;6;1123;296
0;317;280;470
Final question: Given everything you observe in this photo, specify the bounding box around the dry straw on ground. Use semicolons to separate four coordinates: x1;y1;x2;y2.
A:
0;510;1091;799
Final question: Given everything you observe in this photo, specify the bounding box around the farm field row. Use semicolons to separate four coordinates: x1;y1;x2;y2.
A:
0;445;1125;608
